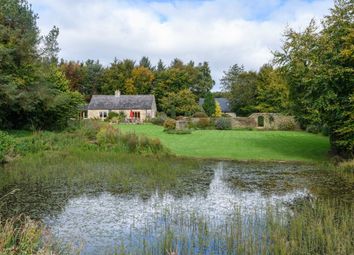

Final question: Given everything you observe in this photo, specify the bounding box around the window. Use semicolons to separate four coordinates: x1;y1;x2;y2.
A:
99;111;107;119
133;111;140;119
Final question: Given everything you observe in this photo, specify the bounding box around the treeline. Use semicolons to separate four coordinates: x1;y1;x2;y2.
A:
220;0;353;157
58;57;214;112
0;0;83;130
220;64;289;116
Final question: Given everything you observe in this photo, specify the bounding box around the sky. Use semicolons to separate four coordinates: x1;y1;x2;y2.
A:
30;0;333;90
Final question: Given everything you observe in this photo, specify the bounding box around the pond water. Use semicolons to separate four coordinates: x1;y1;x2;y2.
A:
1;161;352;254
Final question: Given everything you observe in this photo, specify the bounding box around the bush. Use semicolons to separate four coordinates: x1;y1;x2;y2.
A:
96;126;121;145
306;125;321;134
193;112;208;118
0;131;14;162
196;118;211;129
215;118;232;130
163;118;176;130
124;133;139;152
278;119;296;131
165;129;192;135
151;113;167;126
80;120;106;139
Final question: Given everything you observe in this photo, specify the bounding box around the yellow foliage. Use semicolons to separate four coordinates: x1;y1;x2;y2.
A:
214;101;222;117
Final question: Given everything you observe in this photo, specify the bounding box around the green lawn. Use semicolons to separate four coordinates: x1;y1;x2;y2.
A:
119;124;330;162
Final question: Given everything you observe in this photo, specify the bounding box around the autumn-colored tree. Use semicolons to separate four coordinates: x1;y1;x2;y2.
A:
131;66;154;94
160;89;200;117
125;78;136;94
214;101;222;117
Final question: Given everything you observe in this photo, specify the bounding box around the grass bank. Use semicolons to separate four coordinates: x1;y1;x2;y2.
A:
119;124;330;162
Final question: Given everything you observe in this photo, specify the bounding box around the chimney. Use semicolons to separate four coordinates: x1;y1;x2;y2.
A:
115;90;121;97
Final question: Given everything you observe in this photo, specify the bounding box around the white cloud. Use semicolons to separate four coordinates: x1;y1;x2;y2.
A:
31;0;333;90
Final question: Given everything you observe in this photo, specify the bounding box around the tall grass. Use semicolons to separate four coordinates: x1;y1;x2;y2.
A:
114;199;353;255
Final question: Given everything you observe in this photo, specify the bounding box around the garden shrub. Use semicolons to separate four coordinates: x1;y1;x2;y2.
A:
196;118;211;129
151;113;167;126
80;120;106;139
96;125;121;145
0;131;14;162
306;124;321;134
215;118;232;130
163;118;176;131
278;119;296;131
193;112;208;118
165;129;192;135
124;133;139;152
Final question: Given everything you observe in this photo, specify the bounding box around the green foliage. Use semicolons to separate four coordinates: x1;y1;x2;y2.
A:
0;0;84;130
202;92;216;116
151;113;167;126
274;0;354;157
0;216;57;254
215;118;232;130
193;112;208;118
277;119;296;131
163;118;176;131
196;118;211;129
160;89;200;117
0;131;14;162
256;64;289;113
165;129;192;135
214;101;222;117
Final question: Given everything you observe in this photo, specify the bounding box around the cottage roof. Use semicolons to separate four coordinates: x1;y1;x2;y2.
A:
88;95;155;110
199;97;231;112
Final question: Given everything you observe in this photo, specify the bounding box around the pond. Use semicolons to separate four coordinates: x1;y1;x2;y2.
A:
0;160;353;254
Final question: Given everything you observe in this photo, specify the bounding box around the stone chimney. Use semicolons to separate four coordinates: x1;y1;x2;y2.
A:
115;90;121;97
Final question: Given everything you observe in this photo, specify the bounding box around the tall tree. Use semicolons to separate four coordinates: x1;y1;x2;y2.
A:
139;56;152;70
41;26;60;64
202;91;216;117
160;89;200;117
256;64;289;113
191;62;214;97
274;0;354;157
131;66;155;94
220;64;244;92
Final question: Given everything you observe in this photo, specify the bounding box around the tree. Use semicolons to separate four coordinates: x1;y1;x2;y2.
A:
220;64;244;91
139;56;152;70
0;0;84;130
41;26;60;64
131;66;154;94
274;0;354;157
156;59;166;72
202;92;216;116
160;89;200;117
256;64;289;113
101;58;135;95
214;101;222;117
124;78;136;94
191;62;214;97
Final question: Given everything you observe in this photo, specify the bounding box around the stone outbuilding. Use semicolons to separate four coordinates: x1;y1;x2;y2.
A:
83;90;157;122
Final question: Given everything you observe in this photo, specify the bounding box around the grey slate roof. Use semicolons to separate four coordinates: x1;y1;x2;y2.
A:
199;97;231;112
88;95;155;110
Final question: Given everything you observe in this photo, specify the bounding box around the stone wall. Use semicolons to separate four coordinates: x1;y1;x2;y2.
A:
186;113;299;130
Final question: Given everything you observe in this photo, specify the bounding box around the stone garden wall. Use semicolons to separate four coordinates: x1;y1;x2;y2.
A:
185;113;299;130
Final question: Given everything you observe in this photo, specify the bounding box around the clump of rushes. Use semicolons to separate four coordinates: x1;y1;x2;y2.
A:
95;123;164;154
0;216;57;255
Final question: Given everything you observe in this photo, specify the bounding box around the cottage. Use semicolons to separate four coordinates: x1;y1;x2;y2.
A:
83;90;157;122
199;97;236;117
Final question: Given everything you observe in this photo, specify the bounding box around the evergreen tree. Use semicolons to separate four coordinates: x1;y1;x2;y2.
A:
214;101;222;117
203;92;216;117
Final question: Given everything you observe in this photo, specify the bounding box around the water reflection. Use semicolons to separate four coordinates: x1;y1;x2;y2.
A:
45;162;310;254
